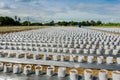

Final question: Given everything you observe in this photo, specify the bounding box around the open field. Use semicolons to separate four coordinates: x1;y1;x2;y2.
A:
0;26;50;34
0;26;75;34
0;26;120;34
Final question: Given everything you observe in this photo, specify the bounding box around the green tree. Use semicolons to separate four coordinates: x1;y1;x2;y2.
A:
68;21;78;26
22;21;31;26
90;20;96;26
96;21;102;25
49;20;55;26
14;16;18;21
81;21;87;26
0;16;16;26
18;17;21;22
31;22;43;26
57;21;68;26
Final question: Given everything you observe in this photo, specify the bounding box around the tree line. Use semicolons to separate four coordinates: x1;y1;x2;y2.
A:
0;16;21;26
0;16;120;26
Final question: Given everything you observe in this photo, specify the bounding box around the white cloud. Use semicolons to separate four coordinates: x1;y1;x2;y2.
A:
0;0;120;23
0;2;16;9
0;2;6;8
0;9;11;14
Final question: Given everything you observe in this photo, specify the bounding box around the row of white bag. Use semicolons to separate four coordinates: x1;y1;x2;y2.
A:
0;63;120;80
91;27;120;33
0;45;119;55
1;51;120;64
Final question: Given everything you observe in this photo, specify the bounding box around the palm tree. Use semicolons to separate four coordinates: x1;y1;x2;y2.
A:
14;16;18;21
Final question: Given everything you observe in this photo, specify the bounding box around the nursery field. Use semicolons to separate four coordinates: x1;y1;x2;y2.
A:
0;27;120;80
0;26;120;34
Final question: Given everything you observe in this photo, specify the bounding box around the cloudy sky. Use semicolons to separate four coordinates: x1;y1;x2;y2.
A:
0;0;120;22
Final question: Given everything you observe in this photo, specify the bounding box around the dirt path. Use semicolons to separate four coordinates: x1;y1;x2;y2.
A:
0;26;50;34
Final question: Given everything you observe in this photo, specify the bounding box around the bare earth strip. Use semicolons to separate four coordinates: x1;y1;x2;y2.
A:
0;26;50;34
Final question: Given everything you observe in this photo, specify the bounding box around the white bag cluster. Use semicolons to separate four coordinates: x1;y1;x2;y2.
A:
90;27;120;33
0;27;120;79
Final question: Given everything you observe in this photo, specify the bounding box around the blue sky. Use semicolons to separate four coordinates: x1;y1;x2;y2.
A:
0;0;120;22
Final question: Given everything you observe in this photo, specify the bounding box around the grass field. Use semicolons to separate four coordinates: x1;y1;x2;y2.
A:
0;26;49;34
